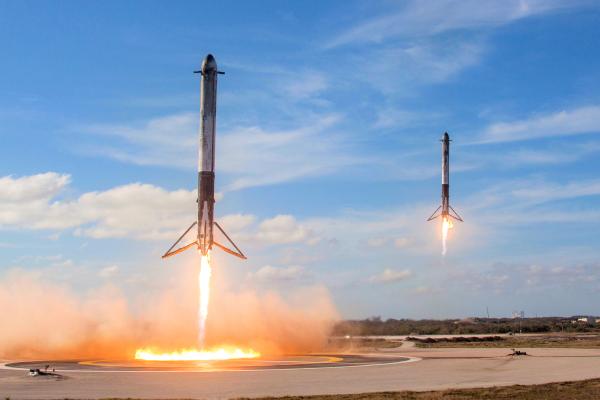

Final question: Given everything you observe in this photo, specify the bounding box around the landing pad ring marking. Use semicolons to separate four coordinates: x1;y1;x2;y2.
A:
1;356;420;373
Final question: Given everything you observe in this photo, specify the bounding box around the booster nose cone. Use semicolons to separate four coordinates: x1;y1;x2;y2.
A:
443;132;450;141
202;54;217;74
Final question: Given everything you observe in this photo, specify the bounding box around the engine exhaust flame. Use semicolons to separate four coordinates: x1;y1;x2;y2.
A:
134;251;260;361
134;347;260;361
442;216;453;255
198;252;211;348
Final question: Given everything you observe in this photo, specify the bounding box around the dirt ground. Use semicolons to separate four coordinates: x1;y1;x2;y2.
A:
243;378;600;400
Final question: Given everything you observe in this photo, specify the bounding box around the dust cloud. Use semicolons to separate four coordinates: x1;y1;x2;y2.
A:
0;266;338;359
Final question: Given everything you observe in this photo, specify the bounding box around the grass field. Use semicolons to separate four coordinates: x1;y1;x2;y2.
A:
238;378;600;400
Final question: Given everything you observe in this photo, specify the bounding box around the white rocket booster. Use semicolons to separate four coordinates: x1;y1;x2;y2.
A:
162;54;246;260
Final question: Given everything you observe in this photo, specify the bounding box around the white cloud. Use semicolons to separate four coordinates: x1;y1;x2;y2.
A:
459;176;600;230
301;206;443;256
322;1;585;97
73;183;195;240
218;114;361;190
0;172;195;240
353;41;484;94
0;172;70;203
98;265;119;278
0;173;82;230
478;105;600;143
369;268;412;284
255;215;313;245
326;0;575;48
81;113;197;169
5;171;597;261
218;214;257;234
0;173;324;248
250;265;308;282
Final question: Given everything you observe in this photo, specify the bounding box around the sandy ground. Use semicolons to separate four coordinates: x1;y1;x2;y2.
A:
3;347;600;399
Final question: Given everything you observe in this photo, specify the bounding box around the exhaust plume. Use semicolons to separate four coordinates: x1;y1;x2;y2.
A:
0;265;338;359
442;216;453;255
198;253;212;348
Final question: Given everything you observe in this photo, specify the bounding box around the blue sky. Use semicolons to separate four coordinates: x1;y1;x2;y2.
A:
1;0;600;319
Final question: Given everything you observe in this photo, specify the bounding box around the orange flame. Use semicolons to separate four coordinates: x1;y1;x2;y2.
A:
134;346;260;361
442;216;453;255
134;251;260;361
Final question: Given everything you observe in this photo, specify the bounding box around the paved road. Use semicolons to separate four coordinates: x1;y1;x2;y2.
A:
2;348;600;399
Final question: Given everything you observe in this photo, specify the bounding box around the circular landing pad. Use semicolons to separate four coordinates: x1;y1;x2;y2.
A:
7;354;415;372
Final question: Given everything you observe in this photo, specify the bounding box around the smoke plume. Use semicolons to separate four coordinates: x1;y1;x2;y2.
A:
0;265;338;359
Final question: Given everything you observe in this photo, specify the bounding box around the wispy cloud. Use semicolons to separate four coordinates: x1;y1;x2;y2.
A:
322;0;586;99
457;176;600;231
510;179;600;204
477;105;600;143
349;40;484;94
454;262;600;293
79;113;197;169
217;114;361;190
469;177;600;211
369;268;412;284
456;140;600;176
98;265;119;278
281;71;328;100
326;0;576;48
79;112;363;191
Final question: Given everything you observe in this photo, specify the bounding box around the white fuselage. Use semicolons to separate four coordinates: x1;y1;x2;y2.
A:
441;134;450;215
199;68;217;173
197;54;219;255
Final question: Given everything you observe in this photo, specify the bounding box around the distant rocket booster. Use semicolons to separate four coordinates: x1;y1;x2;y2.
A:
162;54;246;260
427;132;463;223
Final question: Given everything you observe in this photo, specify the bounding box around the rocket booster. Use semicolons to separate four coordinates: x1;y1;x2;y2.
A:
162;54;246;260
197;54;219;256
427;132;463;222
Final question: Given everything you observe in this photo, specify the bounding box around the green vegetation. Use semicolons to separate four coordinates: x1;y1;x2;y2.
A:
237;378;600;399
411;334;600;349
333;316;599;336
